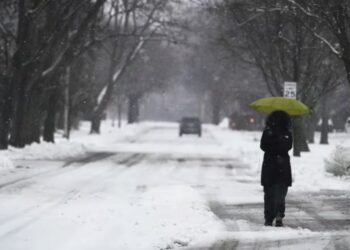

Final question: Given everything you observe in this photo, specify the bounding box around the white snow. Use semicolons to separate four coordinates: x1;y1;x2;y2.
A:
207;125;350;192
0;121;350;250
0;120;150;172
0;159;224;250
218;117;229;128
0;155;14;172
3;142;87;160
325;144;350;176
96;86;107;106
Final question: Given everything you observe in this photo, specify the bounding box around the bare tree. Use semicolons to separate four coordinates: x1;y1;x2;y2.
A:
286;1;350;88
118;41;177;124
181;9;246;125
0;0;107;148
213;0;344;154
90;0;179;133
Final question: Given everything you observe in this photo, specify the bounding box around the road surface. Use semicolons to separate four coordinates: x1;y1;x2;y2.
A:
0;124;349;249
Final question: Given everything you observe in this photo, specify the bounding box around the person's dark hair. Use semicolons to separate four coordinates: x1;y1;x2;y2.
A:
266;110;291;129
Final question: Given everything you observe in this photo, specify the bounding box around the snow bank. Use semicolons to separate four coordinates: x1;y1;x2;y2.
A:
0;155;14;172
0;120;150;172
68;120;154;150
0;141;88;173
6;141;87;160
325;145;350;176
206;125;262;179
219;117;229;128
134;185;225;249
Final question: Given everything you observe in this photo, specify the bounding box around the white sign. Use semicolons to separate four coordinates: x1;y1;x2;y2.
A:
283;81;297;99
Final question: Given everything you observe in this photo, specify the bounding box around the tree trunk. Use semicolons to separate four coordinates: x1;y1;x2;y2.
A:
320;118;329;144
341;45;350;91
10;83;27;147
292;117;309;157
211;92;221;125
306;114;317;144
43;91;59;143
320;97;329;144
90;115;102;134
0;78;13;149
212;100;221;125
27;111;41;144
63;67;71;139
127;94;141;124
292;119;301;157
12;92;43;146
10;59;31;147
9;0;33;148
117;93;123;128
0;103;11;149
23;87;43;145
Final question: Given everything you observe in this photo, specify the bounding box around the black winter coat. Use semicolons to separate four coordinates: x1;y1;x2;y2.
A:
260;126;293;187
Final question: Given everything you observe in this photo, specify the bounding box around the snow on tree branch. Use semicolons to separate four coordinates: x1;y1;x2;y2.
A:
41;51;65;77
311;31;341;56
287;0;341;56
112;69;122;82
97;86;107;106
0;19;15;40
287;0;321;19
130;37;145;61
112;37;145;82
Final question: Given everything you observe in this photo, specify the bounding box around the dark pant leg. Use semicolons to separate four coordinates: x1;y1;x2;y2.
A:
275;184;288;218
263;186;275;222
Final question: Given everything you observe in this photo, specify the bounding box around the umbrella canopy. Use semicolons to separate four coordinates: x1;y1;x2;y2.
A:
249;97;310;116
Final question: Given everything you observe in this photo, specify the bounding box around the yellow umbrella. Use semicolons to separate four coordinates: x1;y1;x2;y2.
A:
249;97;310;116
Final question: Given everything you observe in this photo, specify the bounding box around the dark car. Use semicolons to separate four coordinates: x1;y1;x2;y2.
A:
179;117;202;137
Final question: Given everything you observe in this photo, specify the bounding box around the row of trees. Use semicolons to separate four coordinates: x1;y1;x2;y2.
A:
178;8;266;126
0;0;180;149
198;0;350;155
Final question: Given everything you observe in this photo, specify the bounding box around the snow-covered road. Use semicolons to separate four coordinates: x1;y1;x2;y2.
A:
0;123;349;250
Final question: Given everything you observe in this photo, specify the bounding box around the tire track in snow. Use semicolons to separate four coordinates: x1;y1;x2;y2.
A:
0;124;155;191
0;190;81;239
0;152;148;232
202;127;223;147
0;126;158;242
0;152;115;190
126;126;155;143
117;153;146;167
0;161;124;238
62;152;116;167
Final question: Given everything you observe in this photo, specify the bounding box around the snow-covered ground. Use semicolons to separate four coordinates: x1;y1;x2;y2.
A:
0;121;149;171
207;125;350;192
0;121;349;250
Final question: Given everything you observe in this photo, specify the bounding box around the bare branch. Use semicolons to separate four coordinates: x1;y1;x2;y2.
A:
27;0;55;19
287;0;341;56
0;19;16;41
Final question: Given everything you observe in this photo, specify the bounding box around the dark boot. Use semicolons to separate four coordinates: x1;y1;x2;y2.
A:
264;220;272;226
275;216;283;227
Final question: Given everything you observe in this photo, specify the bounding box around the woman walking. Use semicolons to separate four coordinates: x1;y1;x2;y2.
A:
260;110;293;227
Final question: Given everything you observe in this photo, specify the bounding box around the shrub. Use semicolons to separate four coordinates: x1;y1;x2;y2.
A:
325;145;350;176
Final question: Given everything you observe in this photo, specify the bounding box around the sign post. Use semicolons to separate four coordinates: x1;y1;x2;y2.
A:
283;81;297;99
283;81;300;156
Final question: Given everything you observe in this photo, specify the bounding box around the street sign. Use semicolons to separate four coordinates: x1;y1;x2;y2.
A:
284;81;297;99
